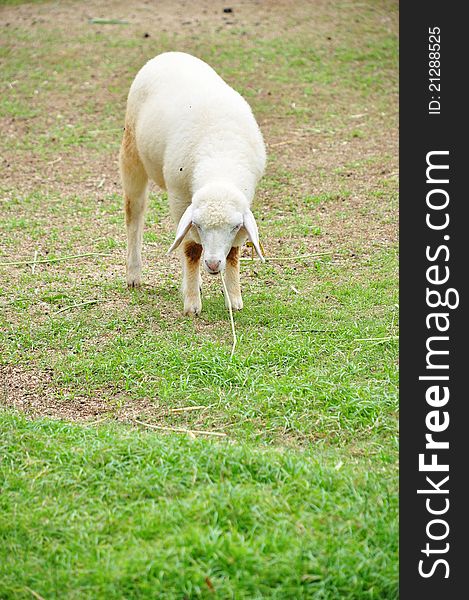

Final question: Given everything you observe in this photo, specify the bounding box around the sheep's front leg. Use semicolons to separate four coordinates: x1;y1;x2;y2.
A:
224;246;243;311
182;241;203;315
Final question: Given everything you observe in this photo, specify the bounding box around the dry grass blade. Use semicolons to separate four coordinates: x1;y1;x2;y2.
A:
24;588;46;600
0;252;114;267
355;335;399;343
239;252;332;262
88;17;129;25
47;156;62;165
31;250;38;274
220;271;237;359
169;405;210;413
54;299;107;315
133;419;227;437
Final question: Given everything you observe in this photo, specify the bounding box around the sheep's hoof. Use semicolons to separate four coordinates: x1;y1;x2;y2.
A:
126;267;142;288
127;278;141;288
227;296;243;311
184;300;202;316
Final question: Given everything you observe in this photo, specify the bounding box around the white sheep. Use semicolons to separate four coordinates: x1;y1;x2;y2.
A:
119;51;266;315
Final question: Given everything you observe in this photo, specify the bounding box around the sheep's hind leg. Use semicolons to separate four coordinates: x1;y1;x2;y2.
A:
224;246;243;310
120;125;149;287
182;241;203;315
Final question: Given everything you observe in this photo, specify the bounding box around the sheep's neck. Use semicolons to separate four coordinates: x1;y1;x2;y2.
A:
192;155;257;201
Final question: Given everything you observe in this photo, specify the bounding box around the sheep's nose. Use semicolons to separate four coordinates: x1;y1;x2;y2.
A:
205;259;221;273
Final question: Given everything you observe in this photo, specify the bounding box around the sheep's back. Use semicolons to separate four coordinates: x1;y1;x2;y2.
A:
127;52;265;194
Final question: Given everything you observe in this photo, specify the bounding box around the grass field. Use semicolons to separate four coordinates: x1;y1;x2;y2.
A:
0;1;398;597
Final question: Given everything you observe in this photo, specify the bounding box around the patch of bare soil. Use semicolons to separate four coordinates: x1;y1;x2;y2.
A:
1;363;161;422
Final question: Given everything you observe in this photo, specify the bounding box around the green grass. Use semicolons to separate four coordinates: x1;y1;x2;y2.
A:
0;230;398;446
0;0;398;597
0;413;397;599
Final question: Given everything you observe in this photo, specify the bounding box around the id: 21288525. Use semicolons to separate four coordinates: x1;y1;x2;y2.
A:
428;26;441;115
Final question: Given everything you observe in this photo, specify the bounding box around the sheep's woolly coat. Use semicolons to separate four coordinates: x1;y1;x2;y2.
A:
124;51;266;227
191;182;249;228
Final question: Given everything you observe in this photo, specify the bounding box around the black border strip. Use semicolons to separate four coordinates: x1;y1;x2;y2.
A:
400;3;466;596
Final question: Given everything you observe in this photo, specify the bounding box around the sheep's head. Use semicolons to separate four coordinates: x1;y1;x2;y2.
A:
168;183;264;274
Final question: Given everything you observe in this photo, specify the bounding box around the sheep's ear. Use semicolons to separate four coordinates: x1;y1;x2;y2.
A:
167;205;193;254
243;209;265;262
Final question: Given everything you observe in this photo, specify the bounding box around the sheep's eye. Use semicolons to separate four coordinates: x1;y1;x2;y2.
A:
192;222;201;230
231;223;242;233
